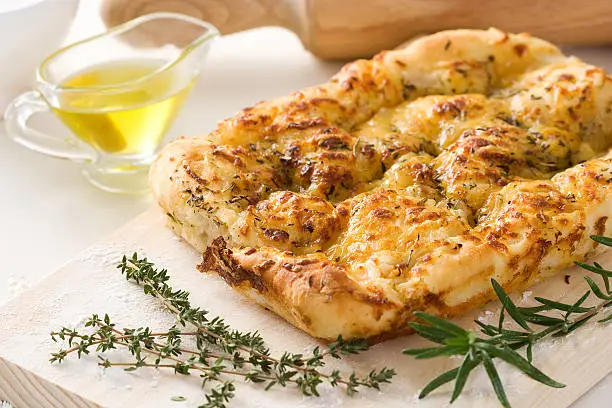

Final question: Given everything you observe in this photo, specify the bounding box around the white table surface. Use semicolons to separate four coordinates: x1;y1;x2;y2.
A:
0;1;610;406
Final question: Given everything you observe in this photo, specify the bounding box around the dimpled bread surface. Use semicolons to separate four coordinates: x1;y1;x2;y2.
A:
150;28;612;340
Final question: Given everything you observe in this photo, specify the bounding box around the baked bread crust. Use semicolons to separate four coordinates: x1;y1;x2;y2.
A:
151;28;612;340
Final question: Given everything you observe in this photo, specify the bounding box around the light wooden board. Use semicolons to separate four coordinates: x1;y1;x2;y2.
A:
1;208;612;408
101;0;612;59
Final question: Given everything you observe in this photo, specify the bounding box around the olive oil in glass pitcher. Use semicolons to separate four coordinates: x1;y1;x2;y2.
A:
4;13;218;193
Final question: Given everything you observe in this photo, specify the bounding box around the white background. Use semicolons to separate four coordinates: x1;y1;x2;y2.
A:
0;0;610;406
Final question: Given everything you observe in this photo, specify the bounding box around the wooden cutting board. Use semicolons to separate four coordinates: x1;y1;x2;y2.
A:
1;208;612;408
101;0;612;59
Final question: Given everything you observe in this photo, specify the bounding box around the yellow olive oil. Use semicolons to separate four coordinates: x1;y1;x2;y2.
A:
52;59;195;155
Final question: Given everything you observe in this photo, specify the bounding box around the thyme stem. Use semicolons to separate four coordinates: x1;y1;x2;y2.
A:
50;254;395;407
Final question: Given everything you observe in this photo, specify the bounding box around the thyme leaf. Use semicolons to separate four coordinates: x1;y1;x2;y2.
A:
50;254;394;407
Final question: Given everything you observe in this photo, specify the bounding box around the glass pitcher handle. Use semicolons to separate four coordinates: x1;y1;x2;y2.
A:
4;91;95;161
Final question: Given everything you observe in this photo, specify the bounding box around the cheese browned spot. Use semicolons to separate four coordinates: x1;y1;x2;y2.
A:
151;28;612;340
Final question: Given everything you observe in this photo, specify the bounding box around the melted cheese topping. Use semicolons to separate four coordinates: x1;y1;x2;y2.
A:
151;28;612;339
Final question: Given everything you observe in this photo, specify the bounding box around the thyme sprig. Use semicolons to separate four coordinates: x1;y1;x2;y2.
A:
50;254;394;407
404;234;612;408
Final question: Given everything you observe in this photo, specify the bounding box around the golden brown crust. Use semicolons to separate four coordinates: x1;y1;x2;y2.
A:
151;28;612;340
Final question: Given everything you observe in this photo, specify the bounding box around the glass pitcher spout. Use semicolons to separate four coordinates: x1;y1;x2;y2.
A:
37;13;219;109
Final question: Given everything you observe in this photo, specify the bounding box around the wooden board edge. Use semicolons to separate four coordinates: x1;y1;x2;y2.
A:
0;209;164;408
0;357;101;408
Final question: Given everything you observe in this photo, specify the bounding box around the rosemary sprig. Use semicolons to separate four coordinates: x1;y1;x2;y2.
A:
404;234;612;408
50;254;394;407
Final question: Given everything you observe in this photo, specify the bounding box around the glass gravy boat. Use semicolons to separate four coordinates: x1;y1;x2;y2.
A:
4;12;219;193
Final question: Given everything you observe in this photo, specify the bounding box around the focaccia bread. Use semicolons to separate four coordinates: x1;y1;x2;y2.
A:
150;28;612;340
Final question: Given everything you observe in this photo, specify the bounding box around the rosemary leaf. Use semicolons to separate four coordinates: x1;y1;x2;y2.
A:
534;296;593;313
598;313;612;323
526;342;533;363
409;323;453;344
521;313;565;327
477;343;564;388
413;312;469;337
482;352;510;408
491;280;531;331
450;354;479;403
574;261;612;278
498;305;505;330
418;367;460;398
474;320;500;336
584;276;612;300
591;235;612;247
517;305;552;314
403;345;467;359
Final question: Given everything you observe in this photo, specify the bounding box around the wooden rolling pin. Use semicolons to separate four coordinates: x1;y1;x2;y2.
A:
102;0;612;60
